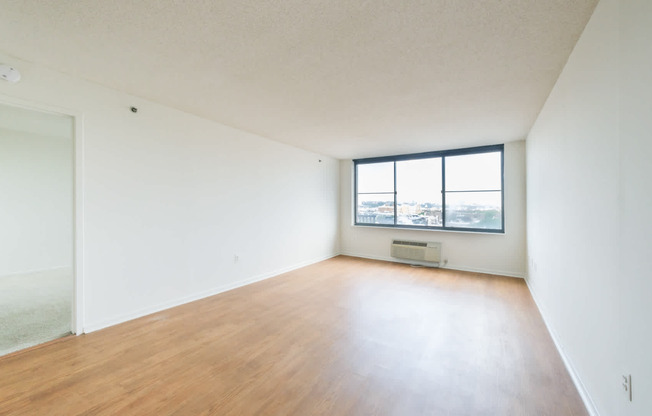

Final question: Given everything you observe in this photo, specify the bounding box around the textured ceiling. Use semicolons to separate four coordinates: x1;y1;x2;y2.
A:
0;0;597;159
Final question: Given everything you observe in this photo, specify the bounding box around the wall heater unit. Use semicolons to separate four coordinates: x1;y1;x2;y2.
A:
391;240;441;265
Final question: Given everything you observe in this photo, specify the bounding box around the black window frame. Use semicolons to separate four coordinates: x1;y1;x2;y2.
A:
353;144;505;233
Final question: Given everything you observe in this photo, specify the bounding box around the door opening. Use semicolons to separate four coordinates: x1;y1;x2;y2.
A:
0;102;75;356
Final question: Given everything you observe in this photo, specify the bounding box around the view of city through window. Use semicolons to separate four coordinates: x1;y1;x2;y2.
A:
355;149;503;231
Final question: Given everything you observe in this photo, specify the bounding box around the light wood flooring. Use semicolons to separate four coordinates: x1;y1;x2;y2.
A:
0;256;587;415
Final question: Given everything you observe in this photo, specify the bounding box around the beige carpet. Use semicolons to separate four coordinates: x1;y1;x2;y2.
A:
0;268;72;356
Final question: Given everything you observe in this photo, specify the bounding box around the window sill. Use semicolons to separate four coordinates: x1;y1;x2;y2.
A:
351;224;505;235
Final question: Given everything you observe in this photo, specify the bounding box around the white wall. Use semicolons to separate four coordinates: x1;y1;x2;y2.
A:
340;140;526;277
0;119;73;276
526;0;651;415
0;51;339;332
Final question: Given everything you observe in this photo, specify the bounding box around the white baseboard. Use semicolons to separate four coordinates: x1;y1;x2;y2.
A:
525;277;600;416
83;253;338;333
339;251;525;278
440;264;524;278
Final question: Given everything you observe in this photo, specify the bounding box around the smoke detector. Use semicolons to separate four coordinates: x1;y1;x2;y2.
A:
0;64;21;83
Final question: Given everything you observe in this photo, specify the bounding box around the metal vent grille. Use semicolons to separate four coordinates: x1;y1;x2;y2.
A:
391;240;441;263
392;240;428;247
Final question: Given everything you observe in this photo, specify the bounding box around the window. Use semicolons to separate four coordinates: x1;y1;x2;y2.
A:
354;144;504;233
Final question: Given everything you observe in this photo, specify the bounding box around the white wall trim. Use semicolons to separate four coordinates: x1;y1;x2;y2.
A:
349;224;510;236
72;111;85;336
0;94;85;336
83;253;338;333
340;251;525;278
525;277;600;416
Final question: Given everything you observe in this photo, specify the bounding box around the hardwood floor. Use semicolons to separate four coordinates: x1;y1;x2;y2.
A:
0;256;587;415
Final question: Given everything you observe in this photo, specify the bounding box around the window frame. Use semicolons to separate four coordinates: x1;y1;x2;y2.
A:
353;144;505;234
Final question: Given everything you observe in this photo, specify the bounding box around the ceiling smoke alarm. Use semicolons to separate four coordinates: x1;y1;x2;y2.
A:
0;64;21;83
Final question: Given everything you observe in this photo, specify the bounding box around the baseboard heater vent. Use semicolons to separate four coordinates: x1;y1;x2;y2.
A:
391;240;441;265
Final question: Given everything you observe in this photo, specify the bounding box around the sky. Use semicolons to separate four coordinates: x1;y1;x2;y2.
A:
357;151;501;207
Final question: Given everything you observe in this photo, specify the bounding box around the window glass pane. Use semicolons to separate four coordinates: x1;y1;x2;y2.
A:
357;162;394;193
354;146;504;232
445;152;501;191
356;194;394;224
444;191;502;229
396;158;442;227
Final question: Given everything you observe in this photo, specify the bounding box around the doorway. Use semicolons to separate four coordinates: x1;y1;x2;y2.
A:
0;102;74;356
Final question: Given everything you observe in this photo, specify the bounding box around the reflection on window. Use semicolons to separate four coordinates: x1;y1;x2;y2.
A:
445;192;502;229
354;145;504;233
444;152;502;230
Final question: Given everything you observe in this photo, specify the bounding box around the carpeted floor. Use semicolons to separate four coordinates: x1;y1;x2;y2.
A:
0;268;72;356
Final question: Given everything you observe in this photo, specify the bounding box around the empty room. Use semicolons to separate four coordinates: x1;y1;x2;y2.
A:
0;1;649;415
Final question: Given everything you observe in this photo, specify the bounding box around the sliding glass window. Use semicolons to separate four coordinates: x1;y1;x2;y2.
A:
356;162;395;224
354;144;504;233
